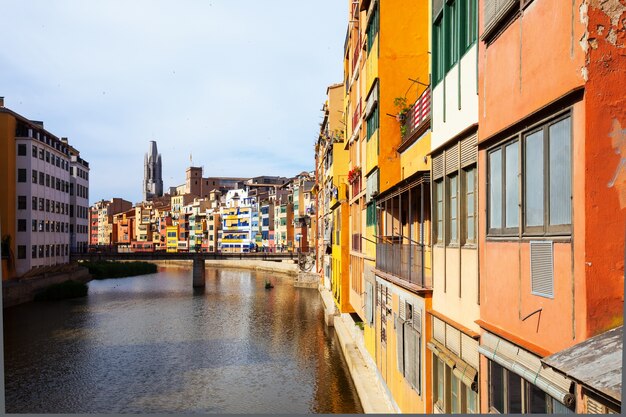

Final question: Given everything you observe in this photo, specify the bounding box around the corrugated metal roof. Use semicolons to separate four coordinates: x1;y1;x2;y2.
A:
541;326;622;402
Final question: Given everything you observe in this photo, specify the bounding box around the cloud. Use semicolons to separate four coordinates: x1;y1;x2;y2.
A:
0;0;346;202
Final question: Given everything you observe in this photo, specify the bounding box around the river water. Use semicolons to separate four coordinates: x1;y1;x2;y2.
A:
3;266;363;413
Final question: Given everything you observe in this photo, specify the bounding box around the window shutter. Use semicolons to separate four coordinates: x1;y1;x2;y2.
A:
405;323;417;390
484;0;518;33
461;134;477;167
446;325;461;356
365;282;373;325
396;315;405;375
530;241;554;298
461;333;480;369
433;154;444;180
433;316;445;343
586;398;605;414
399;298;406;320
446;143;459;174
413;308;422;334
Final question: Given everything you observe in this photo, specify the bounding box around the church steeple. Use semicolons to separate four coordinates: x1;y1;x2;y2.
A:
143;140;163;201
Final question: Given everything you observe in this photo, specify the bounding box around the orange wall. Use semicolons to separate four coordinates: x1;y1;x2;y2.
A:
478;0;586;142
0;113;17;280
583;1;626;336
377;0;430;193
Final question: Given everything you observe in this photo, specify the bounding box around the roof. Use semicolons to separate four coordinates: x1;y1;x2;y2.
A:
541;326;622;402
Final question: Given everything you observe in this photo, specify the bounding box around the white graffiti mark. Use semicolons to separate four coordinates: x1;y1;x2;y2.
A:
608;119;626;208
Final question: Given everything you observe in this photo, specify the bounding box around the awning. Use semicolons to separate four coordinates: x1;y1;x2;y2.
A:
479;332;575;408
428;339;478;392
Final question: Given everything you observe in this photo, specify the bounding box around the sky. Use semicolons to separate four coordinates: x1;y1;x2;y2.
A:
1;0;346;204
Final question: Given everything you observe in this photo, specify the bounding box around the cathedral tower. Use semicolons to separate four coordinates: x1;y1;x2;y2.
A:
143;140;163;201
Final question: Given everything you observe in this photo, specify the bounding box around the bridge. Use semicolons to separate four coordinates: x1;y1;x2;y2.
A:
70;252;310;288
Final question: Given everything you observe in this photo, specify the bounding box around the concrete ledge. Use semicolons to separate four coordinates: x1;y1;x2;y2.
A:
2;267;91;308
319;287;396;414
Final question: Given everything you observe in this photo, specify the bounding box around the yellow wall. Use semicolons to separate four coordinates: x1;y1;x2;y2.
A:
400;132;431;180
0;113;17;280
166;226;178;252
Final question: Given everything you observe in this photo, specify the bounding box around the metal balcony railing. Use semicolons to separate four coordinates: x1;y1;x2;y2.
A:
376;243;430;289
401;87;431;143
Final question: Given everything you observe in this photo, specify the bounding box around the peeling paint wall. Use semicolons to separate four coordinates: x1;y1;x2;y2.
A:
583;0;626;336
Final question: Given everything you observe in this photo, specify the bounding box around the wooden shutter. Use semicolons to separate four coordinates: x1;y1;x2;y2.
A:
413;308;422;334
484;0;518;33
405;323;417;390
433;316;445;343
399;298;406;320
446;143;459;174
586;398;605;414
396;315;405;375
461;333;480;369
446;325;462;356
461;134;477;167
433;154;444;180
530;241;554;298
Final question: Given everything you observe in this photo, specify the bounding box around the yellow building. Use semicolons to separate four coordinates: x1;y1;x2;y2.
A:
343;0;432;413
166;225;178;253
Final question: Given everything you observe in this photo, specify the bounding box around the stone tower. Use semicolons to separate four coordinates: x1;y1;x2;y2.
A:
143;140;163;201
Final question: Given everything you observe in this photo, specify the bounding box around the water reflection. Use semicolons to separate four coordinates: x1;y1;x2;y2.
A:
3;266;363;414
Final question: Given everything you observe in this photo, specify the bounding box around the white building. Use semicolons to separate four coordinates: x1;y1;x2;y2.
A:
14;119;72;276
220;189;257;253
68;143;90;253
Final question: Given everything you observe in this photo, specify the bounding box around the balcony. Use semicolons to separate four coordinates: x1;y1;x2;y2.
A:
376;243;430;289
351;101;361;132
401;87;431;144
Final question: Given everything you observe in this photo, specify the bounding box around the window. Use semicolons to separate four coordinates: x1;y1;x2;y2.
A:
39;148;44;160
433;0;477;86
396;302;421;394
483;0;532;42
366;5;379;54
32;145;37;157
17;143;27;156
39;198;44;211
46;174;50;187
32;196;37;211
434;353;479;413
488;359;572;414
464;167;476;243
448;174;458;243
45;151;50;162
488;140;519;234
435;180;443;243
18;195;26;210
366;106;379;141
39;172;44;184
17;169;26;182
17;245;26;259
32;245;37;259
18;219;26;232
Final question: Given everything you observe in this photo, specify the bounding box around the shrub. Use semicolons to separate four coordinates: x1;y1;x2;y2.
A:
34;280;88;301
81;261;157;279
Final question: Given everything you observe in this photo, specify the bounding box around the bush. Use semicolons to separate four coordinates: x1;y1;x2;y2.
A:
34;280;88;301
81;261;157;279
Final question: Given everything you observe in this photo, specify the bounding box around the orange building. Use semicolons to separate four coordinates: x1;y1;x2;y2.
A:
476;0;624;413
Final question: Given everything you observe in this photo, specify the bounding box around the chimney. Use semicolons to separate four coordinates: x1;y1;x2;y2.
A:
61;137;68;144
0;97;4;107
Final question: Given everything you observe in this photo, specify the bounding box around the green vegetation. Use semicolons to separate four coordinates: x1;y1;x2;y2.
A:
81;261;157;279
34;280;88;301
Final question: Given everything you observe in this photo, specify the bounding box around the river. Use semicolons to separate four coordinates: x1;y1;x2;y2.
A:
2;265;363;413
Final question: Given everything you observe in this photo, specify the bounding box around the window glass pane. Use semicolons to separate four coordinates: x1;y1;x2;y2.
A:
436;358;444;407
528;383;547;413
525;130;544;227
505;142;519;228
549;117;572;226
551;397;574;414
436;181;443;242
449;175;458;242
489;360;504;413
489;150;502;230
507;372;522;413
466;385;478;413
466;168;475;242
451;373;460;413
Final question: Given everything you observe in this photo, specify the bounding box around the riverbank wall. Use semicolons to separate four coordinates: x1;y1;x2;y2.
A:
153;259;302;277
2;266;91;308
318;285;397;414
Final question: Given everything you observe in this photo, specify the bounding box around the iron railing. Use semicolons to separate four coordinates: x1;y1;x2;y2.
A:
376;243;430;288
